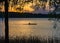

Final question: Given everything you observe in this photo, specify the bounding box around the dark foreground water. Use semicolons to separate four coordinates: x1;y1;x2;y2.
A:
0;18;60;39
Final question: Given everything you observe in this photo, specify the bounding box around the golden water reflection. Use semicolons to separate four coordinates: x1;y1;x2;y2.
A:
9;20;34;38
9;18;53;39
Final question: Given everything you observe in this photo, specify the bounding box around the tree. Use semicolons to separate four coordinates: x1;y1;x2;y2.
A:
48;0;60;29
5;0;9;43
40;0;47;2
48;1;60;43
0;0;9;43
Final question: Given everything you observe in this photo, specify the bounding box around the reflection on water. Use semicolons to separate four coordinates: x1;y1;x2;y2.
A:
0;18;60;39
0;18;5;36
9;18;53;39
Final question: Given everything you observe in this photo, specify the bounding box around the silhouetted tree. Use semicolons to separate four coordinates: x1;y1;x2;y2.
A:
0;0;9;43
40;0;47;2
48;0;60;29
5;0;9;43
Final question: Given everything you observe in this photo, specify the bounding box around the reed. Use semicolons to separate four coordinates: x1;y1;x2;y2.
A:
0;36;60;43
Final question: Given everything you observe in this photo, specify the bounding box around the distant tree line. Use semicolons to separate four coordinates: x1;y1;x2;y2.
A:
0;12;60;18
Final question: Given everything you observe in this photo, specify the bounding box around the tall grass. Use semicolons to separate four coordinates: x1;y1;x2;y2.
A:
9;36;60;43
0;36;60;43
0;37;5;43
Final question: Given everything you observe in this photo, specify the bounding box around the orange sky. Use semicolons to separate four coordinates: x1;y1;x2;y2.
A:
0;0;52;13
9;2;35;13
0;0;42;13
8;1;39;13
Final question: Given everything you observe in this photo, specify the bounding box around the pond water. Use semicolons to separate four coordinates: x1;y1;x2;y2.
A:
0;18;60;39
